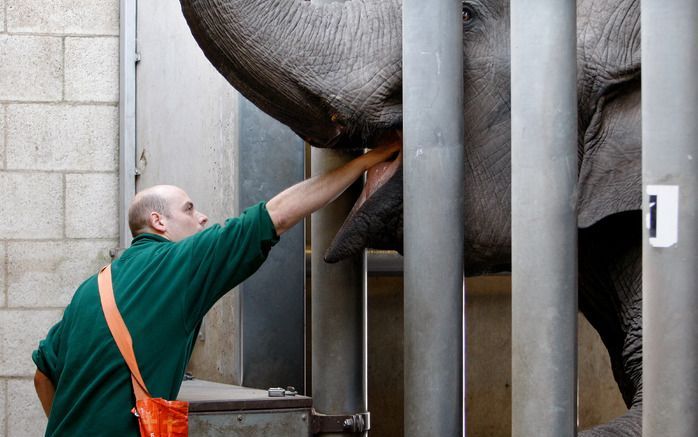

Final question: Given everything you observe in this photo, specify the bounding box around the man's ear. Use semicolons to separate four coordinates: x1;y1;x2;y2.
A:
148;211;167;233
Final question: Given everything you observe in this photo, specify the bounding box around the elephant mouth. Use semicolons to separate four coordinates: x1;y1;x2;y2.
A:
324;131;404;263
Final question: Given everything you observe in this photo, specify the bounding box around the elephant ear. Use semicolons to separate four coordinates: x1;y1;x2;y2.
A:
577;79;641;228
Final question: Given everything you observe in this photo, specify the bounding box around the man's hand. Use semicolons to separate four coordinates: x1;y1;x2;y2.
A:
266;142;401;235
358;141;401;171
34;369;55;418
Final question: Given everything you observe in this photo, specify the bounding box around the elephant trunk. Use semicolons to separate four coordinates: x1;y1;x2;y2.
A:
180;0;402;147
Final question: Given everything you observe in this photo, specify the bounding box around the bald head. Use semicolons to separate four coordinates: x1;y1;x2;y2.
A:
128;185;209;241
128;185;175;236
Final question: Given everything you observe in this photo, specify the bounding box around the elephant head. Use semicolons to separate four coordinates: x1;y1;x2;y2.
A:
180;0;641;275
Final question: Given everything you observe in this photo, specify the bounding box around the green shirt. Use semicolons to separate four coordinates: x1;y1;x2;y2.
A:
32;202;279;437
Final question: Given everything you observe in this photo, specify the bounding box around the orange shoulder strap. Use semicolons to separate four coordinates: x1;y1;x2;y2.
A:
97;264;151;401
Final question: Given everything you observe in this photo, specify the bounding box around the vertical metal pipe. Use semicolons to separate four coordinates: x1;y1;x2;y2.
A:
119;0;137;250
402;0;464;434
510;2;578;436
307;1;366;434
642;1;698;435
311;149;366;437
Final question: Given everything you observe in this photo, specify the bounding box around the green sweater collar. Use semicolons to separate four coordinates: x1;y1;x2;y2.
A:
131;233;171;246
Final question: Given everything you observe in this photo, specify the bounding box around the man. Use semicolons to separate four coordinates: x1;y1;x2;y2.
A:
32;143;400;436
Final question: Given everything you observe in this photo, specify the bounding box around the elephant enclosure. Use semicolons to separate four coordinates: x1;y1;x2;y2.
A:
129;0;697;435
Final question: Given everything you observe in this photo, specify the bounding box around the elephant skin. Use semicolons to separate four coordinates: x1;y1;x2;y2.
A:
179;0;643;435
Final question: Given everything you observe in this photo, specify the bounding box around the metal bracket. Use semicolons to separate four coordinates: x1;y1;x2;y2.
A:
311;410;370;434
109;247;127;260
267;386;298;397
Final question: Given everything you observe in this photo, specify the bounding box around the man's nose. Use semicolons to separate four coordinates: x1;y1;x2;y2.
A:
199;213;209;226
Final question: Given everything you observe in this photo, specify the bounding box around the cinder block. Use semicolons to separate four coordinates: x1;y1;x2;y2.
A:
7;378;49;436
0;105;5;168
0;243;6;307
0;0;5;32
0;380;5;433
0;172;64;239
8;240;114;308
65;37;119;102
6;104;118;171
6;0;119;35
66;173;118;238
0;310;62;377
0;35;63;101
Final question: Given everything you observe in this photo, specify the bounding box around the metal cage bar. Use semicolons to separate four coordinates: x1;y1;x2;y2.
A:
308;2;367;435
510;1;578;436
403;0;465;435
641;1;698;435
311;149;367;437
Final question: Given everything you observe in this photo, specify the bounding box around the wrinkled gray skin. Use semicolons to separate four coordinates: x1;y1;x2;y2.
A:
180;0;642;434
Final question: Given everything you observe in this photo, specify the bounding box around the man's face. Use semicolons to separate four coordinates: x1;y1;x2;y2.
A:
161;187;209;241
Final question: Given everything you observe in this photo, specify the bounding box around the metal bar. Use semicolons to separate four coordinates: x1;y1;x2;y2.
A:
118;0;137;250
402;0;464;434
238;97;306;393
311;149;367;437
510;1;578;436
641;1;698;435
306;1;366;434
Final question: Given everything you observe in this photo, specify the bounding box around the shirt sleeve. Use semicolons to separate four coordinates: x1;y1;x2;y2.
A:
179;201;280;331
32;319;64;383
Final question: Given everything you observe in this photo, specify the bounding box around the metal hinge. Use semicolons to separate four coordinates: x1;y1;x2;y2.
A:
109;247;127;260
311;410;370;434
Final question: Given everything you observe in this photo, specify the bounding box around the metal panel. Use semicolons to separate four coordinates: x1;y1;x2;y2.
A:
137;1;305;389
135;1;239;221
179;379;312;412
641;1;698;435
118;0;137;251
510;1;578;436
402;0;465;435
238;97;305;392
189;410;311;436
136;0;241;382
179;375;312;436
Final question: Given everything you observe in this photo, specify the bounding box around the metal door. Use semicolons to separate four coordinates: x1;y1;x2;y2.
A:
132;0;305;389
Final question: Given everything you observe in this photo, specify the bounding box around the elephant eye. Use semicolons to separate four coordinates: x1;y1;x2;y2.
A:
462;5;474;22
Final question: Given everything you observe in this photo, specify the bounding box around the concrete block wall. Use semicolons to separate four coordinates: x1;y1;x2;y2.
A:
0;1;120;435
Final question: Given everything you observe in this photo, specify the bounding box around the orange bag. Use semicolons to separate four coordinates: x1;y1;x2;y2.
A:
133;398;188;437
98;265;189;437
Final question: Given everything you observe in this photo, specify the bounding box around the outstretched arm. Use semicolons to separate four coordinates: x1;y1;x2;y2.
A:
34;369;55;418
266;143;400;236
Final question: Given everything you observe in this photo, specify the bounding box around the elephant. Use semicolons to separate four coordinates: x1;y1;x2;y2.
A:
179;0;643;435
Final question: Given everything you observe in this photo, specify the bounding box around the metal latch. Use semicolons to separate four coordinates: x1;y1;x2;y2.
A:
267;386;298;397
311;410;370;434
